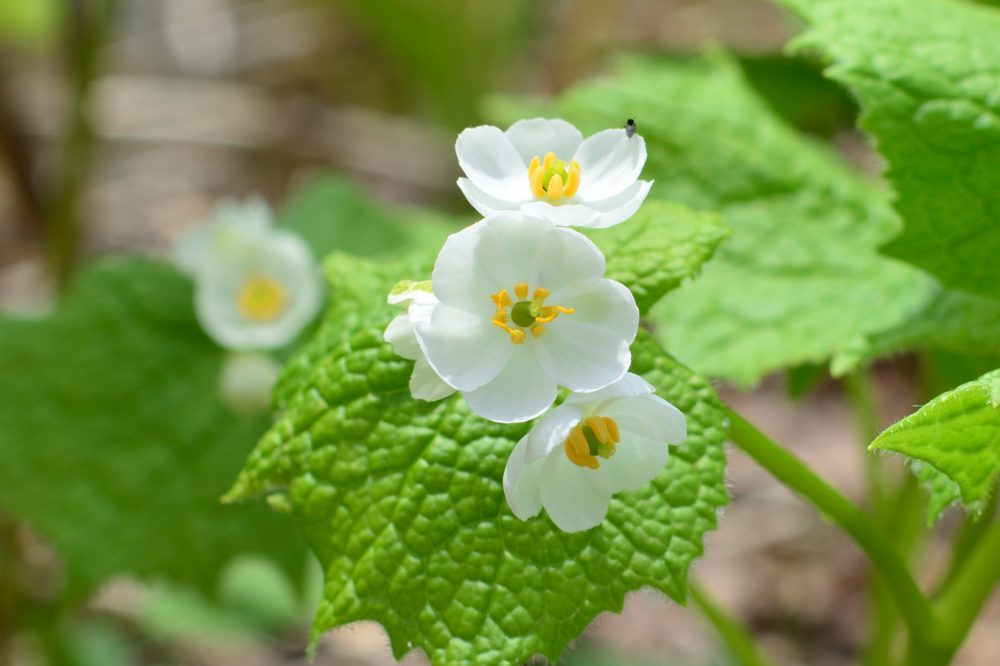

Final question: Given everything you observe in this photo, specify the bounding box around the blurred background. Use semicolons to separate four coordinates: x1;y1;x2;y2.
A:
0;1;997;665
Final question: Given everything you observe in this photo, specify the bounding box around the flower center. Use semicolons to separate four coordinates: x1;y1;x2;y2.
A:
529;152;581;201
490;282;574;344
237;275;287;322
564;416;621;469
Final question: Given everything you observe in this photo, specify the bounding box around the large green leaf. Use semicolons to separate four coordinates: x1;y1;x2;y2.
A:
592;200;727;316
872;369;1000;517
228;250;729;664
0;260;306;600
782;0;1000;300
490;55;933;386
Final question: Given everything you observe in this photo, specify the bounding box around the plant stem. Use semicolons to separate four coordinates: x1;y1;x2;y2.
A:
937;498;997;594
932;517;1000;649
690;584;775;666
843;370;886;515
44;0;116;292
724;406;932;638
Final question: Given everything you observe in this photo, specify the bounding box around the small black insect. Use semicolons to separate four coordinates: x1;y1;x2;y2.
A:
625;118;636;138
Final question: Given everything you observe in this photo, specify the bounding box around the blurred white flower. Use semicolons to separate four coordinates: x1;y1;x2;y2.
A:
173;197;272;275
411;212;639;423
456;118;652;229
503;373;686;533
383;282;456;402
176;197;322;351
218;352;282;413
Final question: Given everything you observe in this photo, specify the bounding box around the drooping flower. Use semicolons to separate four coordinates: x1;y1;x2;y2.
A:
411;212;639;423
455;118;651;229
503;373;686;533
176;199;323;351
218;352;282;413
383;282;456;402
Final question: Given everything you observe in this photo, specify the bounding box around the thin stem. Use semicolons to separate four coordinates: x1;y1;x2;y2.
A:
690;584;775;666
937;498;997;594
44;0;116;291
724;406;933;638
932;517;1000;648
843;370;886;515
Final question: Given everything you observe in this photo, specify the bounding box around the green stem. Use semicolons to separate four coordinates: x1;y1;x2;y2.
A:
724;406;932;638
932;517;1000;649
843;370;886;515
937;499;997;595
44;0;116;291
690;584;775;666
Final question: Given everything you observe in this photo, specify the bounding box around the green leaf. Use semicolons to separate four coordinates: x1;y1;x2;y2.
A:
911;461;962;526
227;255;729;665
0;259;306;600
872;369;1000;517
782;0;1000;300
590;200;728;316
831;287;1000;376
490;54;933;386
279;173;462;260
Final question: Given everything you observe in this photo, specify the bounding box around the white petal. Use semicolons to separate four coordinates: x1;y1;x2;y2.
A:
457;177;512;217
431;213;545;313
455;126;531;202
603;433;668;493
549;279;639;344
524;403;585;461
603;394;687;445
504;118;583;165
410;356;456;402
564;372;653;405
387;282;436;307
573;129;646;200
462;349;557;423
539;451;612;533
576;180;652;229
530;225;606;292
503;436;545;520
218;352;281;413
520;201;602;229
384;314;420;360
414;303;510;392
534;318;630;393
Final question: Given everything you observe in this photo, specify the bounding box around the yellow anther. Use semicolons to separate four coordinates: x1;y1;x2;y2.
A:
564;425;600;469
603;416;620;443
543;152;555;170
564;162;581;197
489;282;573;344
510;329;525;344
491;289;512;309
514;283;529;300
237;276;287;322
529;167;545;198
531;325;546;338
533;287;550;300
586;416;610;444
528;155;541;176
493;310;508;325
546;173;564;200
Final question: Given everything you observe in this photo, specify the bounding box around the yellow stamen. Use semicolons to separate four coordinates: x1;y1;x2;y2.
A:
514;283;529;300
531;325;546;338
546;173;563;200
563;416;621;468
528;155;541;175
565;161;581;197
603;416;620;443
586;416;610;443
543;152;555;170
533;287;549;300
529;167;545;199
237;276;287;322
489;283;573;344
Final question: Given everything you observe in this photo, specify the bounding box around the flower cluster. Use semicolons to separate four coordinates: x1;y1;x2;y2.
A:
385;119;687;532
174;197;322;412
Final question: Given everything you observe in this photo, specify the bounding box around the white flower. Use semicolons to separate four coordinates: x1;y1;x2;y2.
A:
173;196;273;275
383;282;456;402
412;212;639;423
192;223;322;352
218;352;282;413
503;373;686;533
455;118;652;229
